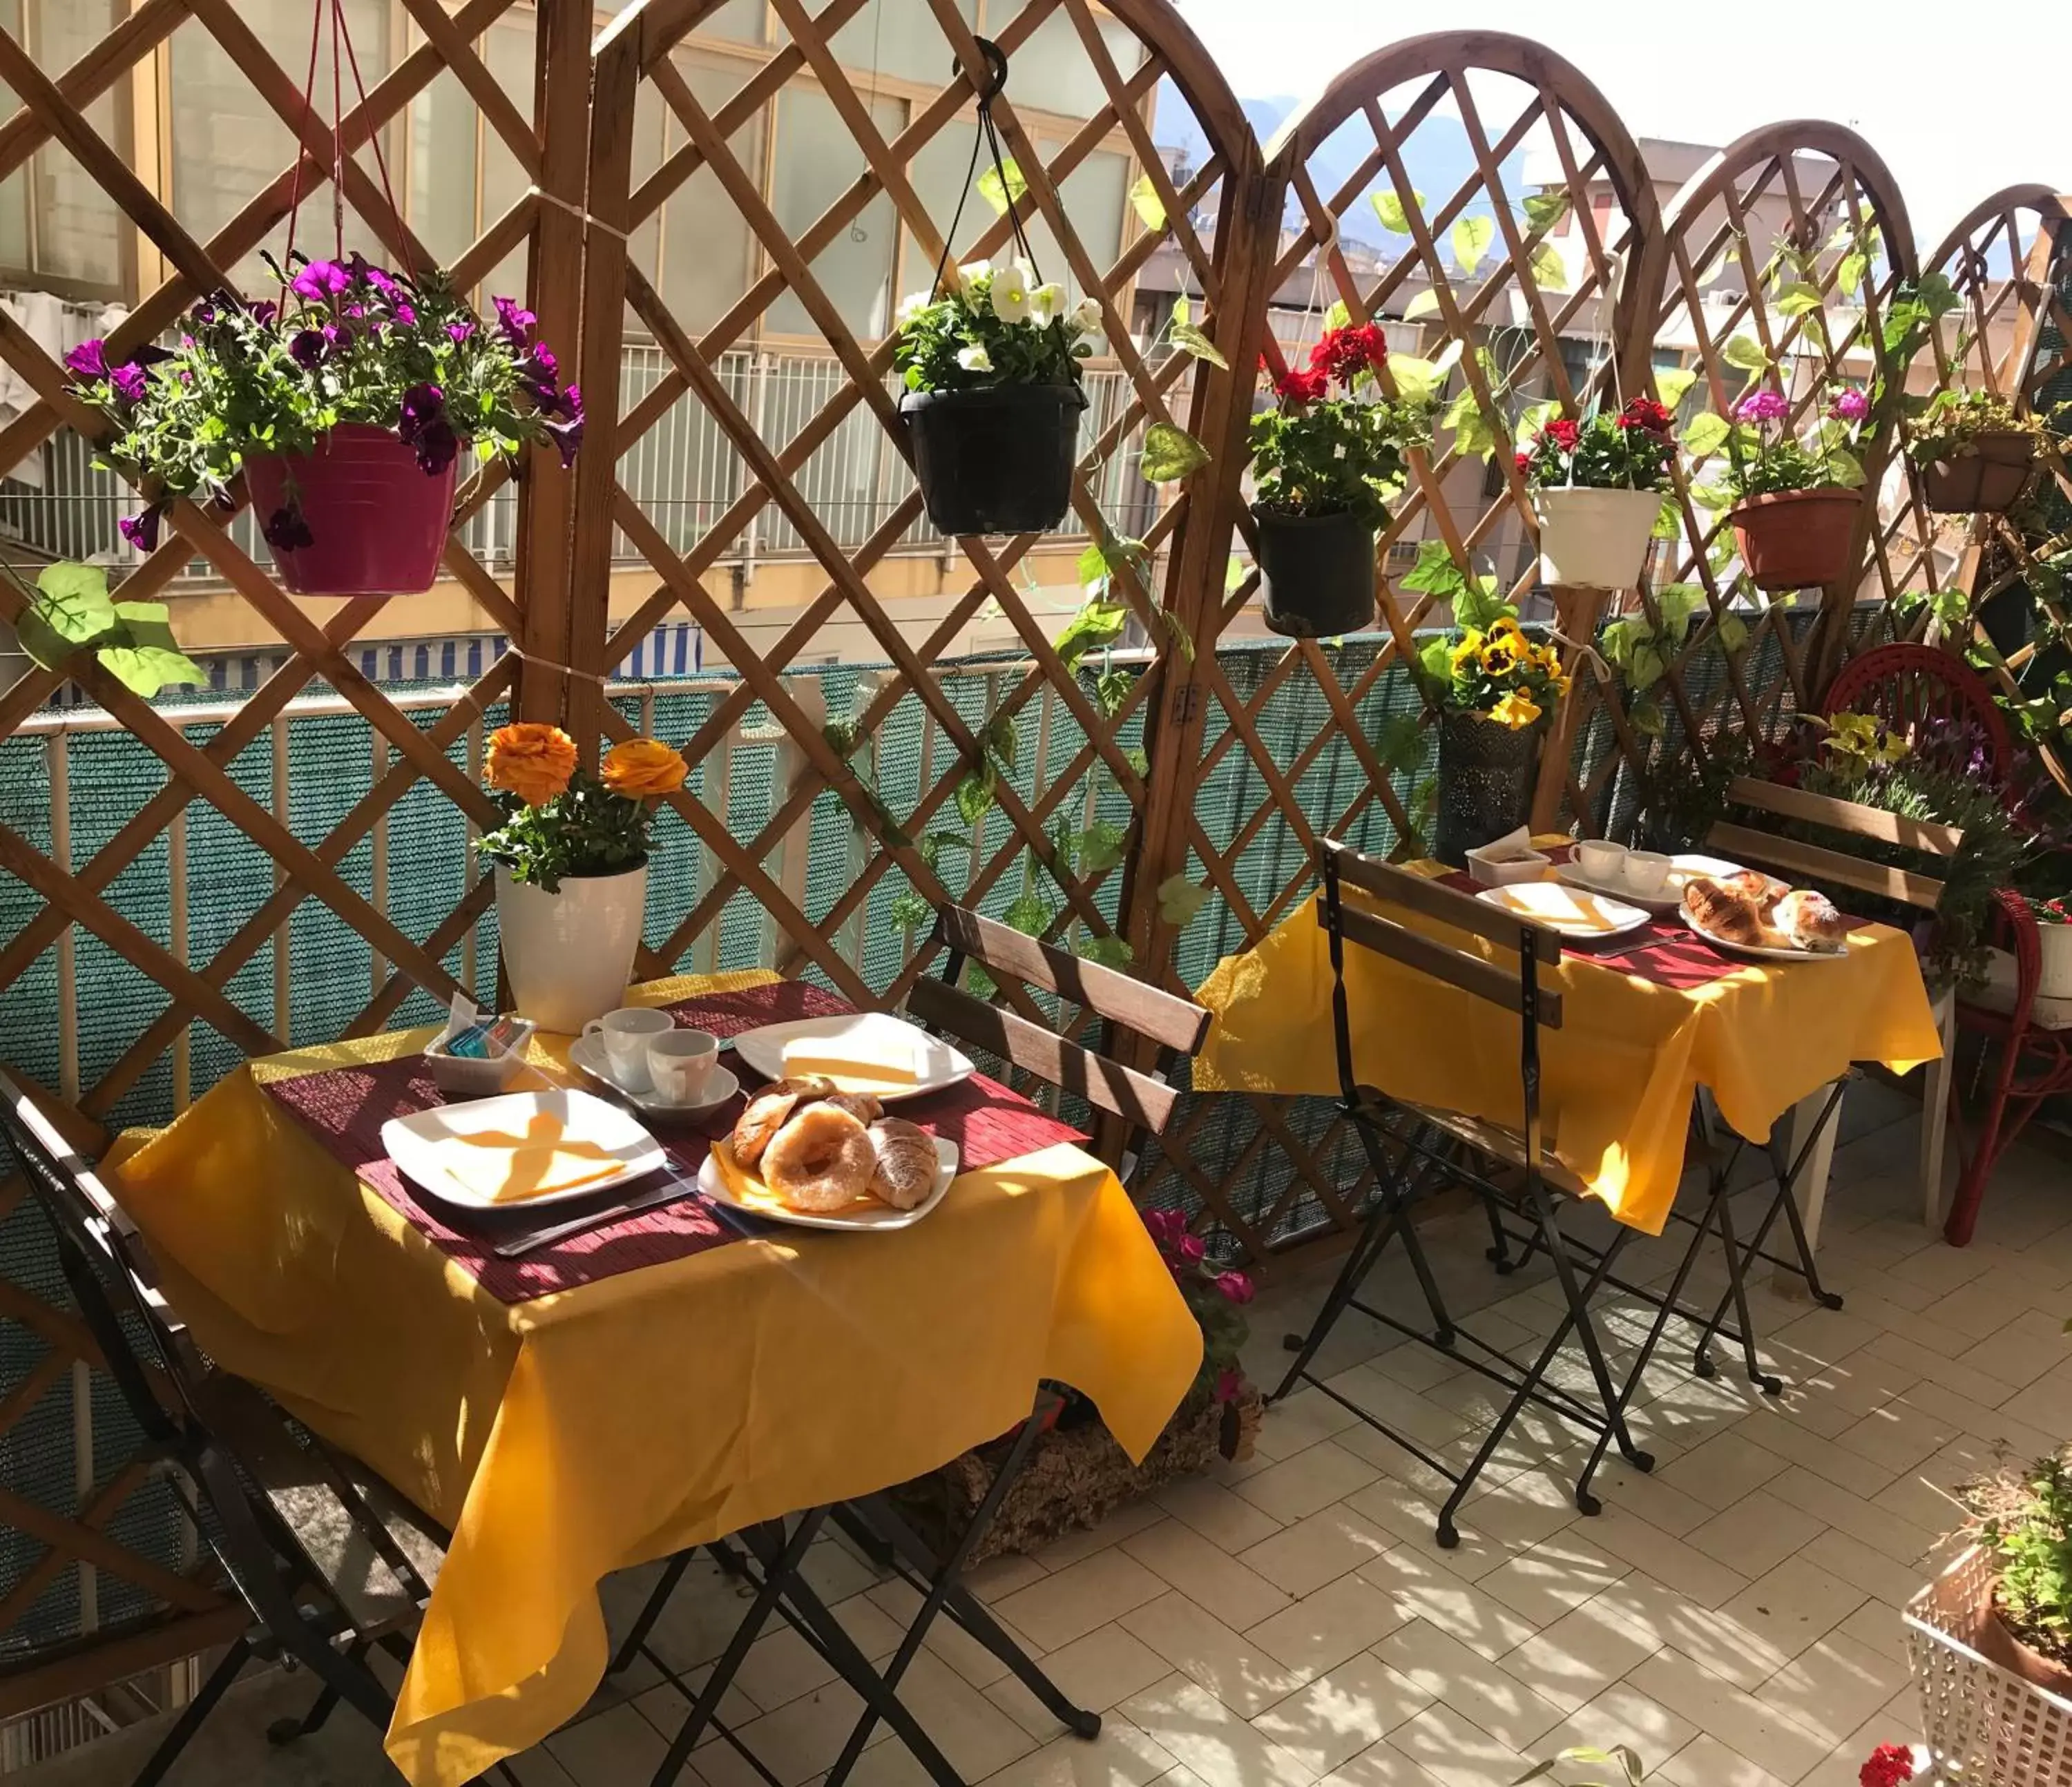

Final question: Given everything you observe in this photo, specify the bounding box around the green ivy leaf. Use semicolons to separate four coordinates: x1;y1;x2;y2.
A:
1716;610;1749;652
1403;288;1443;321
964;963;996;1000
1094;664;1132;718
1654;367;1698;412
1514;398;1561;450
1443;387;1497;460
1451;214;1495;277
1157;874;1213;928
888;890;932;934
1004;889;1053;937
1774;281;1823;317
1401;539;1468;599
955;770;996;827
1720;334;1771;380
1629;692;1665;736
1681;411;1731;458
1528;241;1568;291
1825;447;1866;489
1417;634;1453;684
1141;423;1211;484
14;608;78;673
1372;189;1424;234
1075;934;1134;969
917;828;968;873
1125;746;1150;777
975;157;1028;217
981;711;1019;773
1651;491;1683;539
1521;190;1571;233
1128;173;1166;233
1055;596;1129;673
1371;711;1425;774
1169;316;1229;370
1453;575;1510;632
96;644;205;698
1389;351;1450;404
823;717;861;759
1073;819;1127;874
1836;251;1868;296
1323;299;1350;331
32;560;116;645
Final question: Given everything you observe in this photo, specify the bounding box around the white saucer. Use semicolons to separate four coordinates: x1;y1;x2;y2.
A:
570;1036;740;1117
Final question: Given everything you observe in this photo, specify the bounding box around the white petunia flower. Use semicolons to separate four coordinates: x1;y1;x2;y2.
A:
990;262;1033;324
955;260;992;306
957;344;993;372
1067;296;1104;336
894;290;931;329
1030;282;1066;324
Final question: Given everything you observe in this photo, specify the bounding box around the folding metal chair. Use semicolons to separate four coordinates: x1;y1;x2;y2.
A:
1273;841;1655;1546
0;1075;497;1787
618;907;1210;1787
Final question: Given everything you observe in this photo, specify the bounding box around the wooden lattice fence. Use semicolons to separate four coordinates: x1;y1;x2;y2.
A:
0;0;2068;1723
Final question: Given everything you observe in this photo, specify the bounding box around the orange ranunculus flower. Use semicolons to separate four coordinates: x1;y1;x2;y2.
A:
602;737;689;799
486;722;577;806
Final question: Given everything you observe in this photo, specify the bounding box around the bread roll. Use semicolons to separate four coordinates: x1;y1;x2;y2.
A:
1772;889;1848;952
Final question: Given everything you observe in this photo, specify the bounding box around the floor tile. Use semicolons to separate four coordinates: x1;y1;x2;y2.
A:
1235;1440;1387;1525
1381;1701;1532;1787
1155;1477;1287;1554
1370;1621;1565;1752
1475;1529;1629;1632
1798;1529;1931;1608
1117;1674;1320;1787
1575;1504;1752;1610
1240;1503;1398;1598
996;1549;1173;1653
1495;1596;1661;1715
1711;1556;1869;1681
1626;1649;1831;1783
1245;1569;1410;1677
549;1702;671;1786
984;1623;1175;1742
1649;1427;1790;1514
1526;1679;1699;1779
1755;1630;1910;1747
1655;1732;1790;1787
1250;1652;1434;1775
1354;1549;1539;1662
1682;1487;1827;1580
1120;1591;1311;1718
1125;1518;1294;1632
976;1717;1176;1787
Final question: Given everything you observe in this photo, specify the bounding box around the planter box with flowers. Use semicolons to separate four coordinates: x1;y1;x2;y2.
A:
63;257;581;597
1519;397;1676;591
889;1208;1261;1565
1718;383;1869;590
475;726;689;1034
1247;322;1436;638
1908;387;2053;514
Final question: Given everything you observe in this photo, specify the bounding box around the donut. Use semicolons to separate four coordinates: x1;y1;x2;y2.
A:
867;1118;938;1210
762;1103;876;1212
730;1075;835;1167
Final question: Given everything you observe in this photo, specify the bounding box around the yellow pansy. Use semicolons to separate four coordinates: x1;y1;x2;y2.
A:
1448;628;1485;670
1490;688;1542;730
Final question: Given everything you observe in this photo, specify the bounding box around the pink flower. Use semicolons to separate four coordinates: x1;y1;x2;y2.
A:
1213;1368;1243;1404
1828;387;1870;423
1178;1233;1207;1264
1142;1209;1187;1248
1216;1271;1255;1305
1733;389;1790;425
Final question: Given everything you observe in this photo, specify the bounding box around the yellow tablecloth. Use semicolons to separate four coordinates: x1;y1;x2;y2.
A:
105;972;1201;1787
1192;883;1943;1235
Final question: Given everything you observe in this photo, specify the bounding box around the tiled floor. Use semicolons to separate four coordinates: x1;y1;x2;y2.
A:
26;1080;2072;1787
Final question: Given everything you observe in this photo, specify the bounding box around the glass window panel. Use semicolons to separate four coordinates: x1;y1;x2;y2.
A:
767;87;901;340
828;0;975;89
897;119;978;300
690;0;767;45
478;21;532;306
407;64;478;269
32;1;123;288
659;59;765;338
1008;142;1124;300
0;1;31;277
169;0;393;291
1097;13;1143;77
997;8;1103;118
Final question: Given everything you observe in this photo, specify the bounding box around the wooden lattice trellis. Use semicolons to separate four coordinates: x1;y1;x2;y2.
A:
0;0;2069;1715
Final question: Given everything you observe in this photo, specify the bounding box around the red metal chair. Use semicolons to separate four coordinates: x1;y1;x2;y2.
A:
1946;888;2072;1244
1821;642;2015;786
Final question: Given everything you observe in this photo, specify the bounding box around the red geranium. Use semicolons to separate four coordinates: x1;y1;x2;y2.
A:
1618;396;1674;434
1308;322;1389;387
1542;416;1582;452
1859;1744;1915;1787
1275;367;1330;407
1514;449;1533;476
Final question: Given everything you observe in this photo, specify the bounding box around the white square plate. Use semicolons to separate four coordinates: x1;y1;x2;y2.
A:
381;1089;666;1211
731;1012;973;1101
1475;880;1651;941
698;1135;959;1232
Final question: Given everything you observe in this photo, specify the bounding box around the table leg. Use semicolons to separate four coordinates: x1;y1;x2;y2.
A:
1920;984;1956;1228
1770;1079;1843;1297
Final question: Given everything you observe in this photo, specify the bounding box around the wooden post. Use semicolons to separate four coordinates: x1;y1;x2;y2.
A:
1528;584;1608;833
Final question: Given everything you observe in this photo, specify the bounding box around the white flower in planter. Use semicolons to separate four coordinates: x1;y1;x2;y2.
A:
1068;296;1104;336
957;344;993;373
1030;282;1066;325
894;289;931;329
992;262;1034;324
954;260;991;303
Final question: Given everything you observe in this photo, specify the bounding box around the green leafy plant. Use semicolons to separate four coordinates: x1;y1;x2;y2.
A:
1598;583;1748;737
1717;385;1868;498
63;257;580;555
892;258;1100;394
1250;322;1436;529
6;560;204;699
1517;399;1677;492
1906;387;2055;465
1978;1455;2072;1668
1138;1208;1253;1405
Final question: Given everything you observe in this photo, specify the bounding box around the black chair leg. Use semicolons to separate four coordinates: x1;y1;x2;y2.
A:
611;1552;691;1676
266;1639;363;1746
1714;1189;1782;1395
132;1636;251;1787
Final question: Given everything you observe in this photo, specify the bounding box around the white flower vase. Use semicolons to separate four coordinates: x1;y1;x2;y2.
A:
1533;485;1663;590
2040;923;2072;1001
495;863;647;1034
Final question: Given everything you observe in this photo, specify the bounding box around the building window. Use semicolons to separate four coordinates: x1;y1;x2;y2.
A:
0;0;126;296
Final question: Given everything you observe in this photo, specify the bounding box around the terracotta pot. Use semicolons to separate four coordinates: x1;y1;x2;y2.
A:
1728;487;1863;592
1252;507;1377;637
1919;430;2037;514
899;382;1086;535
1977;1598;2072;1698
1532;485;1662;590
242;424;457;595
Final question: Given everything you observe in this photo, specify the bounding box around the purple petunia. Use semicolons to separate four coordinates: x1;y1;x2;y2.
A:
446;320;475;344
290;259;352;303
492;295;536;349
63;339;108;380
1733;388;1790;425
108;363;148;405
289;328;332;370
250;300;278;327
393;302;416;328
398;381;459;473
545;411;584;467
117;504;164;553
262;504;314;552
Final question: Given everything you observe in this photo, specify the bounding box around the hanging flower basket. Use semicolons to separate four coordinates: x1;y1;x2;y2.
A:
1728;487;1863;591
1919;430;2037;514
899;381;1088;536
1253;507;1376;637
244;424;457;597
1532;485;1662;590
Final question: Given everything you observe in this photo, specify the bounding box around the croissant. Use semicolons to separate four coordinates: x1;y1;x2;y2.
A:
1720;870;1787;918
1682;876;1766;944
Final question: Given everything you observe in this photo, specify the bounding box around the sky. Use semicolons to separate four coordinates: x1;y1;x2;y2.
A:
1167;0;2071;249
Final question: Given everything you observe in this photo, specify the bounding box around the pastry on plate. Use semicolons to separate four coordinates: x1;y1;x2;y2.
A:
1771;888;1848;952
760;1102;877;1212
867;1117;937;1210
730;1075;835;1166
1681;876;1766;945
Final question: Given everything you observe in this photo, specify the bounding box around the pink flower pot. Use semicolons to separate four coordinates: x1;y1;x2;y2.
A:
243;424;457;595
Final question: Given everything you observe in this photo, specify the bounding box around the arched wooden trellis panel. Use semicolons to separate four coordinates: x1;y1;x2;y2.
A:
1558;122;1916;824
1124;35;1663;1253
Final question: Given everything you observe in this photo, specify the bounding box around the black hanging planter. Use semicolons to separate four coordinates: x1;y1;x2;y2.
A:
900;383;1086;536
1433;710;1544;867
1252;507;1376;637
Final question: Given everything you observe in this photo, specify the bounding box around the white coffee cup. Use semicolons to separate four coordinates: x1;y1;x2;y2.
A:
1623;851;1671;898
647;1030;719;1105
1574;838;1627;884
581;1007;675;1090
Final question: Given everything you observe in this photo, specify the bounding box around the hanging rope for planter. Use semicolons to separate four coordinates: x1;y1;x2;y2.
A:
278;0;414;286
929;38;1044;300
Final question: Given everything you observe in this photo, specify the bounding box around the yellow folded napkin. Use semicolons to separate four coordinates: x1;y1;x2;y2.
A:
421;1116;626;1204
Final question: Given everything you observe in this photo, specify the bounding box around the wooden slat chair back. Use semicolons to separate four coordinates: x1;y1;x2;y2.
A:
1707;776;1963;917
0;1074;445;1752
907;905;1211;1156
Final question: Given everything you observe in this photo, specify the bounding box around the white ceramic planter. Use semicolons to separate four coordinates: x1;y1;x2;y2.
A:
1533;485;1663;590
2040;922;2072;1001
495;863;647;1034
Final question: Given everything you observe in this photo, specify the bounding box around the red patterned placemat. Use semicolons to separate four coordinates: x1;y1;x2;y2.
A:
260;982;1091;1304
